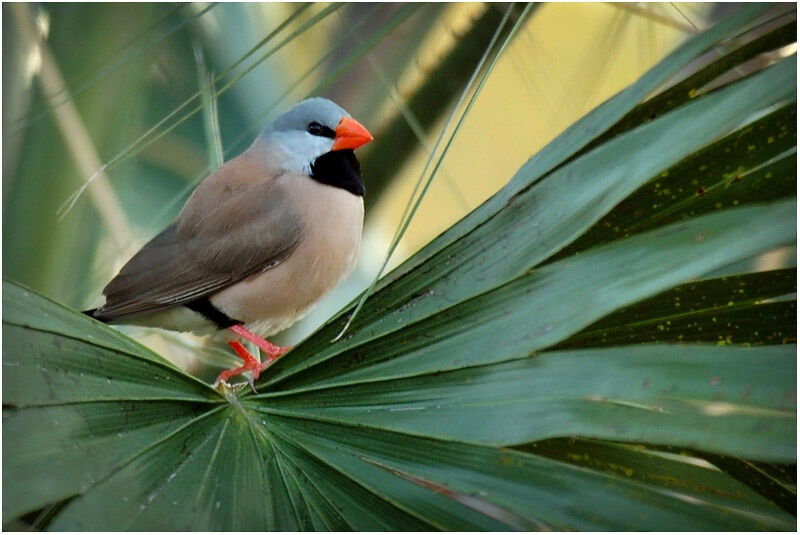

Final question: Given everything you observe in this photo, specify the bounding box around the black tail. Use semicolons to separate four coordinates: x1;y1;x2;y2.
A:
82;308;110;323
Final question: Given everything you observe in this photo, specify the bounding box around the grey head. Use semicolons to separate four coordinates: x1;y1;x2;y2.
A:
259;97;352;175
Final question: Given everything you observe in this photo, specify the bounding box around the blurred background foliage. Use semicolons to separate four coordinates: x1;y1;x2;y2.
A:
3;2;745;375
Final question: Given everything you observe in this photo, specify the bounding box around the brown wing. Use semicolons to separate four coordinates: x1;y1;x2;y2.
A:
94;169;303;320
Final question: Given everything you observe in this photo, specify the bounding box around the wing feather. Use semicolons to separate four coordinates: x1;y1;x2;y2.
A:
94;172;303;320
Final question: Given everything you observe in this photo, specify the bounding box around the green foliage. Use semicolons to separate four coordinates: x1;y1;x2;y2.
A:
3;5;796;531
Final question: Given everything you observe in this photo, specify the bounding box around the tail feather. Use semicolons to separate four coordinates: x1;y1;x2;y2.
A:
83;308;110;323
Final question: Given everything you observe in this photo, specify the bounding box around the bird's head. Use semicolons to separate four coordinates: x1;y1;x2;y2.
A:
261;97;373;178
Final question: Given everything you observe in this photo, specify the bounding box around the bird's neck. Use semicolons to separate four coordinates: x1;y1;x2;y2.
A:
310;150;365;197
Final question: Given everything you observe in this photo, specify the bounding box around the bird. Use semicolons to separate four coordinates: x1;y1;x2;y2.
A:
85;97;373;391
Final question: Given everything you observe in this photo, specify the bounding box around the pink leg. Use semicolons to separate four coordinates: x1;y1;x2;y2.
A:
213;341;260;391
228;324;292;359
212;325;293;391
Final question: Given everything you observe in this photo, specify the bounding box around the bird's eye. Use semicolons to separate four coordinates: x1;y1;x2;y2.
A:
307;122;336;138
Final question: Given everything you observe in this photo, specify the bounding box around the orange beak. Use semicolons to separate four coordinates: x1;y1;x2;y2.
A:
331;116;373;151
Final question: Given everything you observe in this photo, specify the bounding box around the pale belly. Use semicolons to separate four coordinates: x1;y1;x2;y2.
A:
210;181;364;338
121;178;364;340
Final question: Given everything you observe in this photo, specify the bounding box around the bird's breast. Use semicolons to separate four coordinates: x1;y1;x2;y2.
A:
211;175;364;337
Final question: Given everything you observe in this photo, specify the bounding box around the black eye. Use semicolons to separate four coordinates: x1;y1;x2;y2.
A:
307;122;336;138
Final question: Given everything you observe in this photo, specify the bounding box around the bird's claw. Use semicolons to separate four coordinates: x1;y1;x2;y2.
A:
246;374;257;394
212;339;290;393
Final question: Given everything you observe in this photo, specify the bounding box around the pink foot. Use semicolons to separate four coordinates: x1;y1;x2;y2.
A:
212;325;292;392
